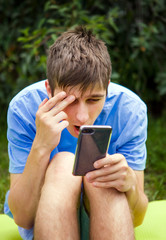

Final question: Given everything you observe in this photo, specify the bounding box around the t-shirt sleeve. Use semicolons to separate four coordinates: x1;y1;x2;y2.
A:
7;98;58;174
112;97;148;170
7;101;36;173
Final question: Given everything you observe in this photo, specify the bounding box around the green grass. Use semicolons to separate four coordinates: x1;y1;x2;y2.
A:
0;126;10;213
145;111;166;201
0;112;166;213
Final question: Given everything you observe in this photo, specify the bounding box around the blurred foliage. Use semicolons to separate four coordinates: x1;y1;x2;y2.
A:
0;0;166;114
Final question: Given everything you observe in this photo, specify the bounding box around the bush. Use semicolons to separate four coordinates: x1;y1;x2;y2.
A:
0;0;166;113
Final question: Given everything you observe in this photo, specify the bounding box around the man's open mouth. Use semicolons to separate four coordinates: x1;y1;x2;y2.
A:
75;125;80;131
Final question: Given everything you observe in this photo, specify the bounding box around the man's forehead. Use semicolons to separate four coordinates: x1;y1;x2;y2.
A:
55;84;106;97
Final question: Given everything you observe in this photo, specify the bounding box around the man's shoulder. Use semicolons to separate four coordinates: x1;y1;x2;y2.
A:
97;82;147;125
8;80;48;123
106;82;146;109
9;80;47;110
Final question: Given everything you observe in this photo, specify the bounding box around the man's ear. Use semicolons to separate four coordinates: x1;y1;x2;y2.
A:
45;80;52;99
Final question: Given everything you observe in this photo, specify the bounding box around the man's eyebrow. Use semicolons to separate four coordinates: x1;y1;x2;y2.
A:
68;93;105;100
87;94;105;98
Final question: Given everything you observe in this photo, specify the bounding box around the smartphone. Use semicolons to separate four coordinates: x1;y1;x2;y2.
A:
72;125;112;176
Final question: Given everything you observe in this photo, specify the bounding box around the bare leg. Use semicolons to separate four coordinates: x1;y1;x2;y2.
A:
83;178;135;240
34;152;82;240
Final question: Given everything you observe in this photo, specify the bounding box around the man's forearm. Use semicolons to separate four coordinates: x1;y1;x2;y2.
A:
8;143;50;229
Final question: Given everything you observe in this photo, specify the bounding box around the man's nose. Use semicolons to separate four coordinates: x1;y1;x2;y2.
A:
75;103;89;124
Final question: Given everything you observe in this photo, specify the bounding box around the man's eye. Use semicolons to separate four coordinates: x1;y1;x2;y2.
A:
69;99;78;105
87;99;100;103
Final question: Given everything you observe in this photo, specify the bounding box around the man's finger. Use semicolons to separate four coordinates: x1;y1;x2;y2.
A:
53;111;68;123
94;154;123;169
57;120;69;132
39;98;48;108
50;95;75;116
41;91;67;112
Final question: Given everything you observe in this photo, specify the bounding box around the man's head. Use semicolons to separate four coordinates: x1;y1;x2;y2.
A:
47;26;111;96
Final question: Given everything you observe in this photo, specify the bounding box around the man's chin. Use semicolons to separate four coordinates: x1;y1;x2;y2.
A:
66;126;80;138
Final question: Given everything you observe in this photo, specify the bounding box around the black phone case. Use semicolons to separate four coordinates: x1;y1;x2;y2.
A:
73;126;112;176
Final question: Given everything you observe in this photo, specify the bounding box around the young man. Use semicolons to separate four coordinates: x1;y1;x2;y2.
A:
4;26;148;240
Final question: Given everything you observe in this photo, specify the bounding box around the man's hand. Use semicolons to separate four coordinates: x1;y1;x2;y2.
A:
85;154;148;227
85;153;137;193
34;91;75;153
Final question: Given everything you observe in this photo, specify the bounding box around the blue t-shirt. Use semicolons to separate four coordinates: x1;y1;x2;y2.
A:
4;80;147;239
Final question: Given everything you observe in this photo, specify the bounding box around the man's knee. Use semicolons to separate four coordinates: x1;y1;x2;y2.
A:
45;152;76;181
83;178;127;211
42;152;82;201
49;151;75;171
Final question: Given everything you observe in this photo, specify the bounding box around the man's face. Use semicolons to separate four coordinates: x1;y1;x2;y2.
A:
53;84;106;138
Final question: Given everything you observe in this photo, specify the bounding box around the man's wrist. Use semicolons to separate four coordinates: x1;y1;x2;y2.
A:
30;139;52;169
32;137;52;157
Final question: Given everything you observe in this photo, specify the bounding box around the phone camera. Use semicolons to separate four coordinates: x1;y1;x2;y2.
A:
82;129;94;134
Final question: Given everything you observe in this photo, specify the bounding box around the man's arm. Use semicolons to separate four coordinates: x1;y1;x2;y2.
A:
8;145;50;229
126;170;148;227
8;92;75;229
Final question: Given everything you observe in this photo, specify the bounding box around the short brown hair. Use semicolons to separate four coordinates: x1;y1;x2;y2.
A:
47;26;111;95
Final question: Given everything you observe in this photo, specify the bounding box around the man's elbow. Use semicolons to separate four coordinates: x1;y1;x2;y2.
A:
8;202;34;229
8;192;34;229
13;213;34;230
134;195;149;227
